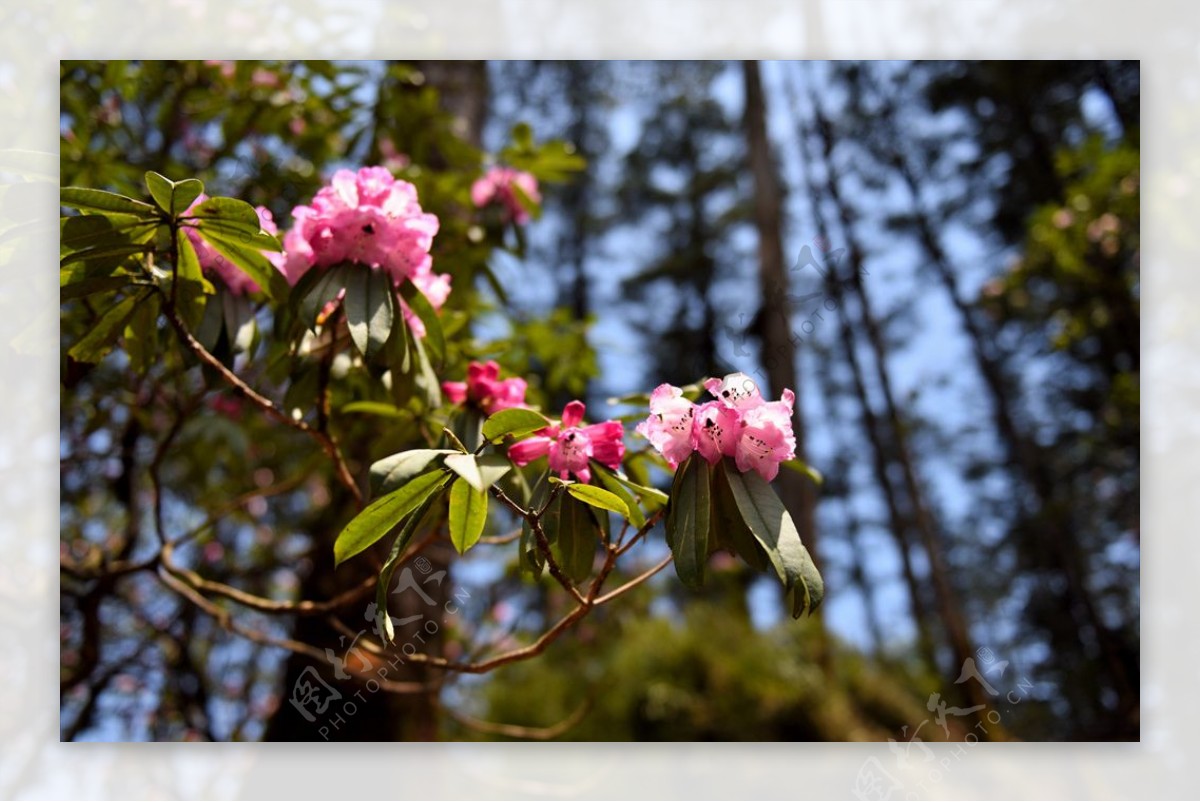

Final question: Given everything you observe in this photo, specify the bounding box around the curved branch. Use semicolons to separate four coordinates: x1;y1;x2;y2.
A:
161;301;363;507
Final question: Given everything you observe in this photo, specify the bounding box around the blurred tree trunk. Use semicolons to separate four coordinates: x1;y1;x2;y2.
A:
805;85;991;718
867;71;1137;734
741;61;826;661
264;62;489;742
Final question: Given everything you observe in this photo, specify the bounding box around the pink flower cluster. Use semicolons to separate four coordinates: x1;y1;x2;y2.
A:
508;401;625;485
279;166;450;338
442;360;528;414
182;194;282;297
636;373;797;481
471;166;541;225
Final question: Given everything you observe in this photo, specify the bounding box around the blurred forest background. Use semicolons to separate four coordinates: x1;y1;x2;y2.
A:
59;60;1139;742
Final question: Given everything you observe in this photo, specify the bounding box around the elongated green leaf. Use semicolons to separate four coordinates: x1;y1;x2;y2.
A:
61;187;159;217
68;289;149;363
444;453;483;492
374;486;447;643
297;262;350;328
665;454;711;589
482;407;551;442
334;469;448;566
145;171;175;214
170;179;204;217
370;449;456;495
566;483;630;518
124;293;161;376
175;228;212;291
710;460;769;571
781;458;824;486
342;401;413;420
222;290;257;354
550;494;598;584
593;464;645;528
448;477;488;554
475;454;513;491
410;331;442;407
399;280;444;363
722;460;824;617
519;478;550;578
174;232;211;330
604;466;669;512
187;197;276;244
342;263;394;360
194;226;287;302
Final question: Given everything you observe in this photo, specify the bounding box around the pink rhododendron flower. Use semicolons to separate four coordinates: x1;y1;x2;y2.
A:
634;383;697;468
277;166;451;338
692;401;742;464
507;400;625;484
442;361;528;414
704;372;764;411
637;373;798;481
181;195;281;297
735;388;796;481
281;166;441;285
471;166;541;225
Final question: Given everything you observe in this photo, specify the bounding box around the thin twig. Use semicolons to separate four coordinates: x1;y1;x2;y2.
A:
161;301;363;507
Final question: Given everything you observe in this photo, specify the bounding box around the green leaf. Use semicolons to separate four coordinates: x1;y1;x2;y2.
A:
374;487;447;643
334;469;448;567
475;454;513;491
483;407;551;442
448;477;488;554
410;332;442;407
61;187;159;217
67;289;149;363
721;460;824;617
665;454;711;589
519;478;550;578
174;232;212;330
342;263;394;360
222;290;257;354
170;179;204;217
593;464;645;528
444;453;484;492
175;228;213;291
193;225;288;302
144;171;175;214
781;458;824;486
399;280;445;363
549;494;598;584
342;401;413;420
370;449;456;495
710;460;769;571
604;467;669;513
186;196;277;245
565;483;630;518
296;262;350;328
124;293;160;376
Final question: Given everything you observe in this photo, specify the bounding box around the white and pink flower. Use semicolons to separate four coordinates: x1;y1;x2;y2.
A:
636;373;798;481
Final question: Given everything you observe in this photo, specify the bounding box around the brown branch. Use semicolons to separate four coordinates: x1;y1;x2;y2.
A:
161;301;363;507
160;539;376;616
491;484;585;606
594;553;673;605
